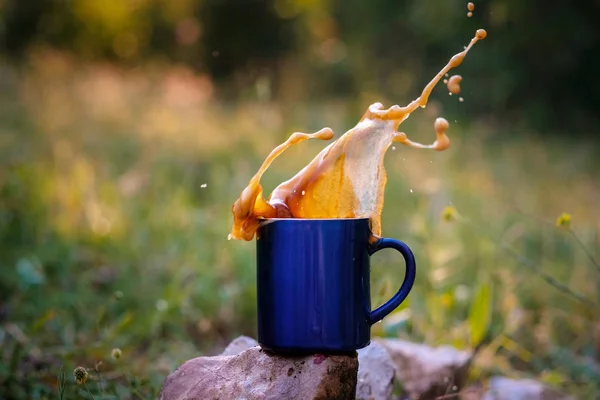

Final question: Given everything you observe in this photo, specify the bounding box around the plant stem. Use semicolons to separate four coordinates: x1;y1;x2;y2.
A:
84;383;97;400
501;241;596;307
570;230;600;274
463;219;597;307
57;365;66;400
510;206;600;273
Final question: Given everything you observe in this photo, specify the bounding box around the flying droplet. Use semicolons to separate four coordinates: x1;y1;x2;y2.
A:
392;146;396;150
447;75;462;94
410;189;413;193
459;97;464;102
467;2;475;11
443;79;448;84
301;190;306;195
201;183;207;188
434;117;450;133
467;11;473;17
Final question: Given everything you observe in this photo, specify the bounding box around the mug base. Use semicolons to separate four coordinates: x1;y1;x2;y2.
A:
258;340;370;356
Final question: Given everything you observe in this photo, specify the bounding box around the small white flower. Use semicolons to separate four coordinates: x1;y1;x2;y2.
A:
156;299;168;312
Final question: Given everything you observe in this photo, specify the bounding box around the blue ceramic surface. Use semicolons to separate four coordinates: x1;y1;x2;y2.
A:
256;218;416;354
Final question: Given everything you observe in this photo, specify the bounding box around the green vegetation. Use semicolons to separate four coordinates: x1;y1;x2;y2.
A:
2;0;600;136
1;51;599;399
1;1;599;399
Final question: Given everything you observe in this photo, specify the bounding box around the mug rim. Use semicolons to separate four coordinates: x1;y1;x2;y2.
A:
258;217;370;228
263;217;368;221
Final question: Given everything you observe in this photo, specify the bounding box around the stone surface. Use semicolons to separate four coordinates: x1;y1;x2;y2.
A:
221;335;259;356
162;335;576;400
481;377;572;400
159;347;358;400
356;342;396;400
376;338;472;400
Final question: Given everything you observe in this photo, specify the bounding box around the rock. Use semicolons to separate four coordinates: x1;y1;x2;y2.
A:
481;377;572;400
356;342;396;400
221;335;259;356
159;347;358;400
376;338;472;400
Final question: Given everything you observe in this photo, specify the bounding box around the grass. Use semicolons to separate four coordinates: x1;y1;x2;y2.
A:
1;49;599;399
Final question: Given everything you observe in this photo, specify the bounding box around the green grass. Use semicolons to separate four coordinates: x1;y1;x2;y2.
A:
1;51;599;399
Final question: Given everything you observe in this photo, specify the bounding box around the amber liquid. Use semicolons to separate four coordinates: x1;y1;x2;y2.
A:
229;29;487;242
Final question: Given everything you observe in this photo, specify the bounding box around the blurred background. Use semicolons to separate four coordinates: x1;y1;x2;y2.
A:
1;0;599;398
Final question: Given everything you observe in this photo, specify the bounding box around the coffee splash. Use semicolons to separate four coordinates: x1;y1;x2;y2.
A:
229;29;487;242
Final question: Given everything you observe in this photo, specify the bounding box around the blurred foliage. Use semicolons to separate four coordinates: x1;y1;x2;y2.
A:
2;0;600;136
0;1;600;399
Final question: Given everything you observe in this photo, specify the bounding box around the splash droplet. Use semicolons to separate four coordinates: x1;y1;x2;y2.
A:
447;75;462;94
459;97;464;102
201;183;207;188
434;117;450;133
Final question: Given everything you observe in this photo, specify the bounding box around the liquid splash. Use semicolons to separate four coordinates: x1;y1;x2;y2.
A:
447;75;463;94
229;29;487;242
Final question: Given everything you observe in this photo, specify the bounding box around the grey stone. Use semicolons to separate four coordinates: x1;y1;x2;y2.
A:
356;342;396;400
481;376;572;400
159;347;358;400
376;338;472;400
221;335;259;356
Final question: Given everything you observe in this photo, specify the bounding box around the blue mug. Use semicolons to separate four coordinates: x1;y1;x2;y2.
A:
256;218;416;354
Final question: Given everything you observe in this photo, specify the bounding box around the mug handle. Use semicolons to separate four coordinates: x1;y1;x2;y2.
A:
367;238;416;325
